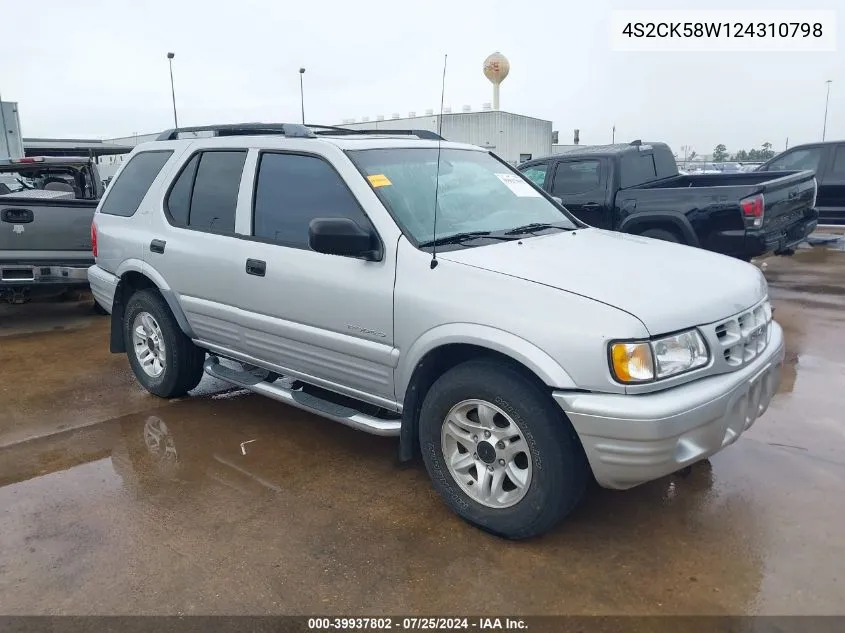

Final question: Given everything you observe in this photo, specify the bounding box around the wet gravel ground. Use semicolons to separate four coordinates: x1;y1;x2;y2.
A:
0;245;842;616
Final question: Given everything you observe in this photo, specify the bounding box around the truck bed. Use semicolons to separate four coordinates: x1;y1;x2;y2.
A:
628;171;811;191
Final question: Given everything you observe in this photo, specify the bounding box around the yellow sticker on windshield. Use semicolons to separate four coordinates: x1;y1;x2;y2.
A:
367;174;392;188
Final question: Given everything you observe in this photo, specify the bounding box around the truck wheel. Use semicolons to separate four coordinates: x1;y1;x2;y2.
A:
123;289;205;398
640;228;681;243
419;359;589;539
640;229;683;244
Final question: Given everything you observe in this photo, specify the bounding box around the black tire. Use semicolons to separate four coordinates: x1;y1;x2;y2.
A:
123;289;205;398
640;228;682;243
419;359;589;539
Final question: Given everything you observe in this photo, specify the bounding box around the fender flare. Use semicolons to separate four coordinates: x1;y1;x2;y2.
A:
395;324;577;462
618;211;700;247
397;324;577;400
109;260;195;353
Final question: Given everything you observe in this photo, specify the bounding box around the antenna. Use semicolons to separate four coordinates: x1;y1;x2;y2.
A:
430;54;447;270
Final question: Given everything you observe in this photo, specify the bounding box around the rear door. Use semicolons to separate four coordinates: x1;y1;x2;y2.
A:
548;158;610;227
816;143;845;224
146;149;250;350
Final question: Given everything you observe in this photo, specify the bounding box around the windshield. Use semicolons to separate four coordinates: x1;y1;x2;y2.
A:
347;148;577;247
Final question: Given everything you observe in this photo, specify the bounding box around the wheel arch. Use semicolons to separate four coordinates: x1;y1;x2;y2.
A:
619;212;699;246
109;261;194;353
397;326;576;462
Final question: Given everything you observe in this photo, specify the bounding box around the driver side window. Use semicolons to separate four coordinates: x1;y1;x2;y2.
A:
766;148;823;173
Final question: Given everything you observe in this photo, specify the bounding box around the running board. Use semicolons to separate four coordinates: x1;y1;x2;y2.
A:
203;358;401;437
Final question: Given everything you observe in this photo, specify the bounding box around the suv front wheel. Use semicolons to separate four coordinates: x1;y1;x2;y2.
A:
123;289;205;397
419;359;589;539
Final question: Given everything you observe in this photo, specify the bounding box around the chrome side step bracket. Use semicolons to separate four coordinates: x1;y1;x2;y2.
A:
203;357;401;437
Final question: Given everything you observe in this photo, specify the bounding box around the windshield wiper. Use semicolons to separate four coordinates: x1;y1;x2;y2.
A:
503;222;570;236
418;231;516;248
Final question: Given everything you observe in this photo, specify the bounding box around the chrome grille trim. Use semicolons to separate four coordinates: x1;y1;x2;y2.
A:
703;297;772;372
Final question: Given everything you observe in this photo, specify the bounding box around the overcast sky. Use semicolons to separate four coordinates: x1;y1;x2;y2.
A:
1;0;842;155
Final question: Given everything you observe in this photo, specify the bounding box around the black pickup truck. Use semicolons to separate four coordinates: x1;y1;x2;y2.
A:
756;140;845;225
518;142;819;260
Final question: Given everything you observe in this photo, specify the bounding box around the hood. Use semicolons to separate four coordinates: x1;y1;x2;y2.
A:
439;228;767;335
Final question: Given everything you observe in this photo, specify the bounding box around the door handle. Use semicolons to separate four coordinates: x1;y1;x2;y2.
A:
1;208;34;223
150;239;166;254
245;258;266;277
582;203;601;210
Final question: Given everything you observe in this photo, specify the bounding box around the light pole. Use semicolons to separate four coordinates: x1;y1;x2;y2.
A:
822;79;832;141
167;52;178;129
299;68;306;124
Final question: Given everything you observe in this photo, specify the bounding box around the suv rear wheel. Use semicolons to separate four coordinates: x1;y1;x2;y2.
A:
123;289;205;397
419;359;589;539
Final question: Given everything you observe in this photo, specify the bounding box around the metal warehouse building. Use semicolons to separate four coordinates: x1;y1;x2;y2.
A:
339;109;552;166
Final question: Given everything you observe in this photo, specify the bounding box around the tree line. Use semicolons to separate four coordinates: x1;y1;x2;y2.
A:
712;142;775;163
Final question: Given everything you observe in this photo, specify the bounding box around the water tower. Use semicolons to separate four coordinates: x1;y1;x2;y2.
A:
483;52;510;111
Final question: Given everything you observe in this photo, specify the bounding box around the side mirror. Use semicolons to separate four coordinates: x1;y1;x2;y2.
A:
552;196;563;205
309;218;381;261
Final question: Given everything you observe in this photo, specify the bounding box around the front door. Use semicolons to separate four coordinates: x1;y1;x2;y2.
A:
234;150;397;406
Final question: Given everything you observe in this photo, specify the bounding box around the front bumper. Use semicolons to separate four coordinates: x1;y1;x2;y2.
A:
554;321;785;490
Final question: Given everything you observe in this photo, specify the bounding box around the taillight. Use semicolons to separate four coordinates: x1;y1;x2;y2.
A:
740;193;764;228
91;221;98;257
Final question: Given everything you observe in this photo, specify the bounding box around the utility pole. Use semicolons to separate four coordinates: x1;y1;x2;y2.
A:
299;68;306;124
822;80;832;141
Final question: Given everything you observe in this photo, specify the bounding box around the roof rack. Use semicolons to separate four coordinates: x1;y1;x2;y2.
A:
155;123;444;142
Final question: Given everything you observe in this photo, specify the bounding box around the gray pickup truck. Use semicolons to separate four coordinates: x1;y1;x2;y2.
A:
0;156;103;303
88;124;784;539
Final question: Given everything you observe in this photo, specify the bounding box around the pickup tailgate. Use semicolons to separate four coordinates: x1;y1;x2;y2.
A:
0;197;95;260
753;170;816;234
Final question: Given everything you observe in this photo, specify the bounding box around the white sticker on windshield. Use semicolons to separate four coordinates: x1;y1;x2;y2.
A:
495;173;541;197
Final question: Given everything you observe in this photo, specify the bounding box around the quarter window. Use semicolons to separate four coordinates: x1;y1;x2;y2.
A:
100;151;172;217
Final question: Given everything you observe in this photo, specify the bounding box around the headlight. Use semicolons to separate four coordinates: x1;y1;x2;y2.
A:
610;329;709;384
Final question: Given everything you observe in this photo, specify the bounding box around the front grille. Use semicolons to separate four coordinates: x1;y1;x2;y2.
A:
712;300;772;368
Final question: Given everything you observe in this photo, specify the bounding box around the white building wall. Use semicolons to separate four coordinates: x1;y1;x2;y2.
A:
341;111;552;165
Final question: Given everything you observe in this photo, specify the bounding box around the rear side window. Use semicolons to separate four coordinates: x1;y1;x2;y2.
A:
166;154;199;226
165;151;246;233
620;153;657;188
551;161;601;195
100;151;172;216
252;152;372;250
830;145;845;176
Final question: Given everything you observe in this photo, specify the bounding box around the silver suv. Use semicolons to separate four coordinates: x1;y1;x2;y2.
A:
89;123;784;539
